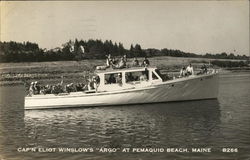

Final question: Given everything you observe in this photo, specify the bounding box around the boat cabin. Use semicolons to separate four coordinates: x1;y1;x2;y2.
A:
95;67;163;92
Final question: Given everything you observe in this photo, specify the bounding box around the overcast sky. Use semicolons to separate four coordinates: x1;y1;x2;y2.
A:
1;1;249;55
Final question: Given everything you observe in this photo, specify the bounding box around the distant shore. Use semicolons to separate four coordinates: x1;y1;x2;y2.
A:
0;56;249;86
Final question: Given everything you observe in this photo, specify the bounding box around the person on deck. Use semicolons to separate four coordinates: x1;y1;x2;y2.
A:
201;64;208;74
44;85;52;94
34;81;40;94
142;57;150;67
87;78;96;91
123;54;127;63
115;57;126;69
179;66;187;77
186;64;194;75
29;82;35;95
106;54;112;67
132;57;139;67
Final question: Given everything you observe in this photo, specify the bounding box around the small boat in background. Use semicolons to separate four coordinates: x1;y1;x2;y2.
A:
25;66;219;110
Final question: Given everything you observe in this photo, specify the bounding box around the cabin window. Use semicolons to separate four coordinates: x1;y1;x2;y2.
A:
104;72;122;84
152;72;159;80
155;69;163;79
125;71;149;83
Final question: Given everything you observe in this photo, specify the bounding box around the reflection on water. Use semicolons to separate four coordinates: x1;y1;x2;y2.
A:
1;72;250;160
24;100;221;149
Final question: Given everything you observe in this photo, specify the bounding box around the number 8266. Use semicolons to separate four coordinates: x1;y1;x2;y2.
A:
222;148;238;152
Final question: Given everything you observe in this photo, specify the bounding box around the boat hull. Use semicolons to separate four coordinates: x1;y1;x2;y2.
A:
25;73;219;110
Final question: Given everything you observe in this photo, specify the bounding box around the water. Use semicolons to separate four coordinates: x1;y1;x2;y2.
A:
0;71;250;160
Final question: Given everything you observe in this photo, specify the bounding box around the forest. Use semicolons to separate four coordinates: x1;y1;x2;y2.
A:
0;39;249;63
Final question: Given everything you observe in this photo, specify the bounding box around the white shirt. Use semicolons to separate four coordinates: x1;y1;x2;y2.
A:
186;66;194;75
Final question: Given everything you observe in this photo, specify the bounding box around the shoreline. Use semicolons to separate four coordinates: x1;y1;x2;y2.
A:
0;56;249;86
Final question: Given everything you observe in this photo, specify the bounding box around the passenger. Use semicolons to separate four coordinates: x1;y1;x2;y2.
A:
76;83;84;91
126;72;134;82
106;54;112;67
65;83;71;93
118;57;126;68
123;54;127;63
39;86;46;95
60;76;64;85
111;58;117;66
186;64;194;75
75;83;80;91
29;82;35;96
179;67;187;77
51;85;57;94
87;78;92;91
142;57;150;67
139;72;147;81
34;81;40;94
109;58;113;66
44;85;52;94
94;76;100;84
132;57;139;67
51;83;64;94
87;78;97;91
92;76;99;90
58;83;64;93
116;73;122;85
112;57;126;69
201;64;208;74
69;83;76;92
108;74;116;84
72;83;76;92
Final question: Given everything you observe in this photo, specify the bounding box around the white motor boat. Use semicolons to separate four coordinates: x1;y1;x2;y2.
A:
25;66;219;110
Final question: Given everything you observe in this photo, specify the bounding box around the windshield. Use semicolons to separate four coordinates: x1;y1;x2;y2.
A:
155;69;163;79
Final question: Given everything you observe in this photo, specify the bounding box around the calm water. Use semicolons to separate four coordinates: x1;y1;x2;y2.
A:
0;71;250;160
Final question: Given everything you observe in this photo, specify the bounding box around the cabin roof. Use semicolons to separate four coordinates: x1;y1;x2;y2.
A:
95;66;157;74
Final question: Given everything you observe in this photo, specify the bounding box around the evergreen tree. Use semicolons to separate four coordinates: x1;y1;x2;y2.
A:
0;40;249;62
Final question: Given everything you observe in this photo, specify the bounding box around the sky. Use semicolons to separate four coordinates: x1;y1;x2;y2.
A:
1;1;249;55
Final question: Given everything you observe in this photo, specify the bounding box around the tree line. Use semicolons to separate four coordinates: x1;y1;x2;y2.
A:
0;39;249;63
